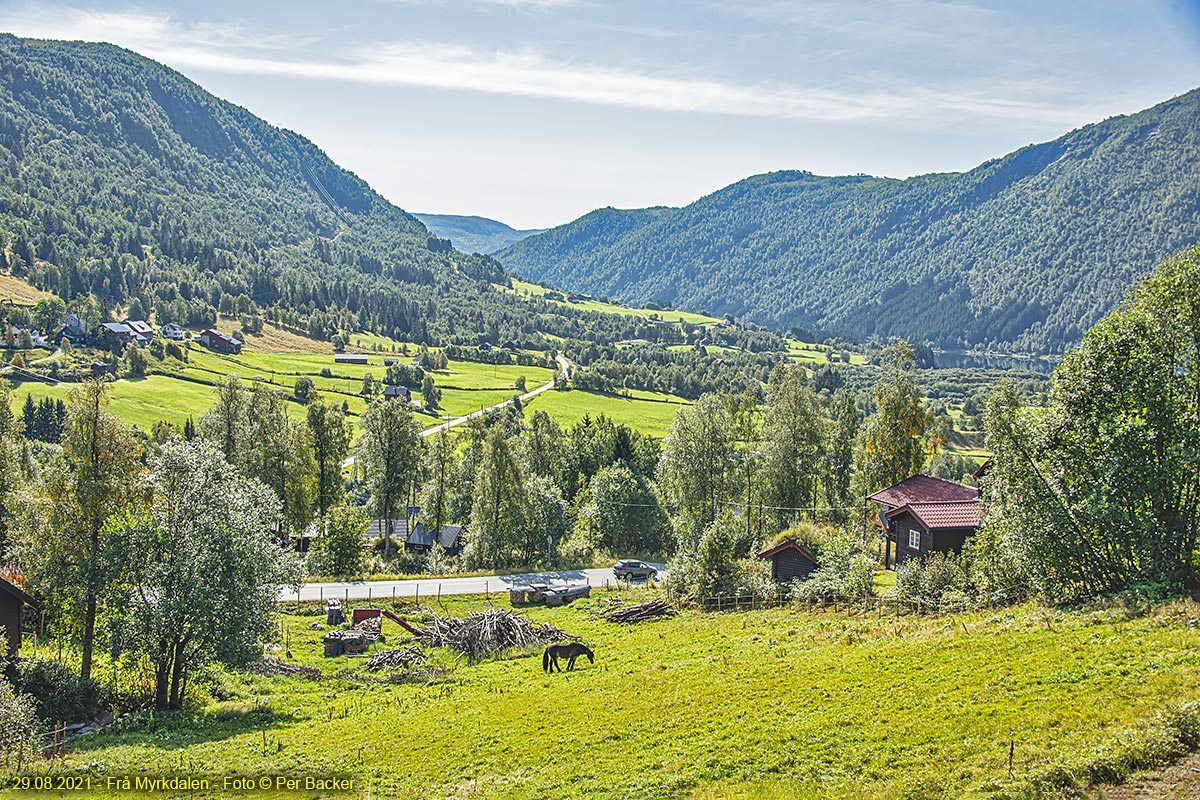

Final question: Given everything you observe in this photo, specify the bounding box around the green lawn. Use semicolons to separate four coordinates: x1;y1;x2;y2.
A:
525;387;688;438
37;594;1200;799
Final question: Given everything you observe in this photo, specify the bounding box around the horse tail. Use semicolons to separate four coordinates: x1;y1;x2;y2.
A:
543;647;551;673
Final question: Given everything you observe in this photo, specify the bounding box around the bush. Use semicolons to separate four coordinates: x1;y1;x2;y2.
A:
0;678;42;770
668;518;775;604
5;659;108;723
307;506;369;578
892;551;972;612
790;532;877;604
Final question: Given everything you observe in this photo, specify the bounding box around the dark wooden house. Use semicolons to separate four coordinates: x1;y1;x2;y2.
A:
383;385;411;402
758;540;820;583
867;475;982;568
884;501;982;567
0;576;37;656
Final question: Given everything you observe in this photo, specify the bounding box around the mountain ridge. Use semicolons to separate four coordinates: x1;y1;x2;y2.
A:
498;88;1200;353
413;213;546;254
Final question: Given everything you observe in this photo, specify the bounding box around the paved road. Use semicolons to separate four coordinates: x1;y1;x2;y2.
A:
281;562;666;603
340;353;571;468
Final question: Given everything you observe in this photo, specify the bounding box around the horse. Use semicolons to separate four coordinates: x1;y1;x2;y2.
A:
543;642;594;673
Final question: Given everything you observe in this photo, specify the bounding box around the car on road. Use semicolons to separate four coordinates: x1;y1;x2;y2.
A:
613;559;657;581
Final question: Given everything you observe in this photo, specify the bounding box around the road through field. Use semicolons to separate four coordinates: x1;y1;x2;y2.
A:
339;353;571;467
281;562;666;602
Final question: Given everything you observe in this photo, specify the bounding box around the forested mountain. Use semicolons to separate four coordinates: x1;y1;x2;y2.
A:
414;213;546;254
499;89;1200;354
0;35;671;350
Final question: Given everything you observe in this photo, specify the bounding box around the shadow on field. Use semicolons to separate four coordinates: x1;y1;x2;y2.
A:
66;705;295;754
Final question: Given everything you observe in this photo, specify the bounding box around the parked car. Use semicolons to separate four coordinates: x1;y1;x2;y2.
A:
613;559;657;580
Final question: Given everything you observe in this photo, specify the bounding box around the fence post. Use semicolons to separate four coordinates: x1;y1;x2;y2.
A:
368;586;372;602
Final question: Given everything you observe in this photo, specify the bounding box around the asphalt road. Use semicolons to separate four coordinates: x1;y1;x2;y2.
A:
281;562;666;603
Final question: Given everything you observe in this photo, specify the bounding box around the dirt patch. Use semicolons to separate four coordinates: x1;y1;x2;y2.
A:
1090;751;1200;799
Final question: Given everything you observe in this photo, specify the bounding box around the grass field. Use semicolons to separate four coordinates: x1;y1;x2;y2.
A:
35;592;1200;799
507;278;723;327
525;387;689;438
0;273;55;305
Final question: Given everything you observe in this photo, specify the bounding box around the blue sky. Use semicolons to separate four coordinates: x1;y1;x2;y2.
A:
2;1;1199;229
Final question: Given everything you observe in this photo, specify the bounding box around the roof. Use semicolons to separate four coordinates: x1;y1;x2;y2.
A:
757;539;820;565
0;576;38;607
124;320;154;335
887;501;982;531
101;322;131;334
438;525;462;549
383;385;410;396
867;475;979;507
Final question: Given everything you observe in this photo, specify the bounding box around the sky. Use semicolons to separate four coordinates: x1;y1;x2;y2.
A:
2;1;1200;229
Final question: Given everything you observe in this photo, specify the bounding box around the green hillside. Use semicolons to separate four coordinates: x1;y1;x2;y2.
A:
0;35;680;352
414;213;546;254
499;89;1200;354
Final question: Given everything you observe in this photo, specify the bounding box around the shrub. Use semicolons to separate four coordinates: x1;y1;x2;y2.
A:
790;532;877;604
0;678;42;771
892;551;973;612
5;658;108;723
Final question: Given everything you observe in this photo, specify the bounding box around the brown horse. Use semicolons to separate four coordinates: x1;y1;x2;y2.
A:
543;642;594;673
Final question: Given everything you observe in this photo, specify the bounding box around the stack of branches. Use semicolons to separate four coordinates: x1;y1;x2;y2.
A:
417;608;578;660
587;596;627;617
363;646;427;672
249;658;324;680
607;599;676;624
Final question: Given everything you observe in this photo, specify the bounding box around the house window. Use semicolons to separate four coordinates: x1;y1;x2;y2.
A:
907;528;921;551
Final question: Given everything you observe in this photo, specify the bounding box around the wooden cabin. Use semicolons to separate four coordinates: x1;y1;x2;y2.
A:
0;576;37;656
758;539;820;583
867;475;982;568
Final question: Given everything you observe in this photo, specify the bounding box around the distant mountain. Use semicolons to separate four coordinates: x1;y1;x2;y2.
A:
498;89;1200;354
0;35;655;350
414;214;546;254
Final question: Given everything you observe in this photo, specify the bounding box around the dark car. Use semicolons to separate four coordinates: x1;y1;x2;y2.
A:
613;559;657;580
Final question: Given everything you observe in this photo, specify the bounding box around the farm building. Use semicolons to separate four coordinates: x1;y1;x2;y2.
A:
336;353;370;365
199;329;242;354
96;322;134;349
758;540;820;583
0;576;38;656
123;319;154;344
383;385;411;402
404;523;462;555
160;322;185;340
867;475;982;568
59;313;88;345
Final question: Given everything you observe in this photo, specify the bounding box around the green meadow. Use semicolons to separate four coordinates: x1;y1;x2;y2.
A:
507;278;723;327
31;591;1200;799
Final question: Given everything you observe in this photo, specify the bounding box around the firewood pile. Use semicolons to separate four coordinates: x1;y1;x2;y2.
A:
250;658;324;680
606;599;676;624
363;645;427;672
353;615;382;635
416;608;577;660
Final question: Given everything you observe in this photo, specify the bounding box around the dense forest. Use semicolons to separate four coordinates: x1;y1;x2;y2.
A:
0;35;727;356
499;88;1200;354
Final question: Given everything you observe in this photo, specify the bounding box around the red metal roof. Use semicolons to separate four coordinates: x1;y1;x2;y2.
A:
867;475;979;507
888;501;982;531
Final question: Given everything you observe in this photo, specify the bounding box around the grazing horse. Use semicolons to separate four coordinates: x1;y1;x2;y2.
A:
543;642;594;673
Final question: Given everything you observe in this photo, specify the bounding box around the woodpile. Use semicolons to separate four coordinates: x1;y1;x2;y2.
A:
416;608;577;660
353;615;382;635
363;646;427;671
250;658;323;680
606;599;676;624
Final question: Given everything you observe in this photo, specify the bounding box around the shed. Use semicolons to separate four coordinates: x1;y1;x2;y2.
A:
335;354;370;365
0;576;37;656
758;540;820;583
383;385;411;402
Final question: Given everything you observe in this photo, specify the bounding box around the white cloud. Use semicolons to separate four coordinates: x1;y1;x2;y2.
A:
0;5;1114;128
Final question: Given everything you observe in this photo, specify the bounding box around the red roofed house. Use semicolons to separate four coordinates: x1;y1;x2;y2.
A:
867;475;982;568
